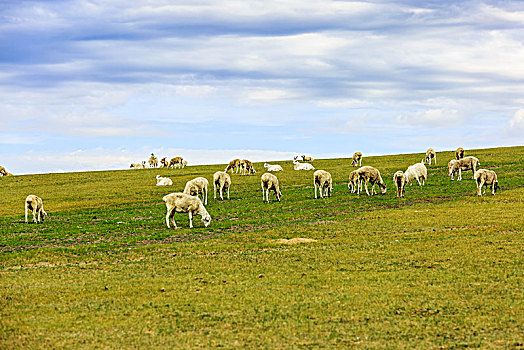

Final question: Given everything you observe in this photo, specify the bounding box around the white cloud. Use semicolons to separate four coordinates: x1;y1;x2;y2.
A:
509;109;524;130
396;109;464;128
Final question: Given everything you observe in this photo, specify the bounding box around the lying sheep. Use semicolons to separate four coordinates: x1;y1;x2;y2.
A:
352;152;362;167
448;156;480;181
183;177;209;205
356;166;387;196
155;175;173;186
225;159;241;173
240;159;256;175
130;161;146;169
314;170;333;199
425;148;436;165
25;195;47;223
405;162;427;186
347;170;360;193
474;169;499;196
455;147;465;160
261;173;282;202
293;157;315;171
160;157;169;168
393;171;407;198
148;153;158;168
162;193;211;229
301;155;314;162
264;162;283;172
213;171;231;200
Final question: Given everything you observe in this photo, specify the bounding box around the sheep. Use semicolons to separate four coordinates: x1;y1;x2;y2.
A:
239;159;256;175
355;166;387;196
183;177;209;205
447;159;459;180
405;162;427;186
25;195;47;223
352;152;362;167
213;171;231;200
156;175;173;186
313;170;333;199
425;148;437;165
169;156;185;169
130;161;146;169
225;159;241;173
0;166;6;176
160;157;169;168
301;155;314;162
162;193;211;229
347;170;360;193
263;162;283;172
474;169;499;196
455;147;465;160
448;156;480;181
393;171;407;198
261;173;282;202
181;159;188;168
148;153;158;168
293;157;315;171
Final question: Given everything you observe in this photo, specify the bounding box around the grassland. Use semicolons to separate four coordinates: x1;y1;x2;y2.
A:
0;146;523;348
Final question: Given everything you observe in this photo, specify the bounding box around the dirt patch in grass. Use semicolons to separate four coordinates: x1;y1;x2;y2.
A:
275;238;318;244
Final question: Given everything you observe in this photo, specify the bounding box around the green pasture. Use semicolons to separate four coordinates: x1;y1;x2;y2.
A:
0;146;523;348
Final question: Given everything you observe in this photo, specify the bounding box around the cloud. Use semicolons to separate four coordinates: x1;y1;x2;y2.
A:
509;109;524;130
396;109;464;128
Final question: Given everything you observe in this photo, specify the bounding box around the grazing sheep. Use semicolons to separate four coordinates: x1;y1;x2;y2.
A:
352;152;362;167
181;159;188;168
162;193;211;229
264;162;283;172
455;147;465;160
183;177;209;205
148;153;159;168
405;162;427;186
261;173;282;202
0;166;6;176
356;166;387;196
293;157;315;171
25;195;47;223
313;170;333;199
155;175;173;186
239;159;256;175
347;170;360;193
447;159;459;180
160;157;169;168
425;148;437;165
448;156;480;181
225;159;241;173
474;169;499;196
301;155;314;162
169;157;185;169
213;171;231;200
393;171;407;198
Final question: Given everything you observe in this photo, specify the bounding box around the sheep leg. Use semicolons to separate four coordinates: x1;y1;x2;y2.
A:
214;183;217;199
261;185;265;202
204;187;208;205
165;207;174;228
364;181;370;196
314;183;318;199
477;180;483;196
188;212;193;228
32;210;37;223
458;169;462;181
25;204;28;223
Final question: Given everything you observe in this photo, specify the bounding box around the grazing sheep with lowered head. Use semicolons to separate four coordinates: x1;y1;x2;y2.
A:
261;173;282;202
162;193;211;229
148;153;158;168
393;171;407;198
447;159;459;180
169;156;186;168
405;162;427;186
155;175;173;186
448;156;479;181
347;170;360;193
239;159;256;175
356;166;387;196
425;148;436;165
455;147;465;160
225;159;241;173
474;169;499;196
183;177;209;205
213;171;231;200
25;195;47;223
264;162;283;172
314;170;333;199
352;152;362;167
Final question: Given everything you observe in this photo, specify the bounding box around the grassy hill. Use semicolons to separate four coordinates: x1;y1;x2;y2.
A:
1;146;523;348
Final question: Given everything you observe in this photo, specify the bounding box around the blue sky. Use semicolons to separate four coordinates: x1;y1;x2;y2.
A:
1;0;523;174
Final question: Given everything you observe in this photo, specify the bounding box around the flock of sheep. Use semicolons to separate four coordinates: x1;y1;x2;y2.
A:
19;148;499;229
130;153;188;169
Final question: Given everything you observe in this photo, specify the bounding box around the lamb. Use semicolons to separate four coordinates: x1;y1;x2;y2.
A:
474;169;499;196
25;195;47;223
148;153;159;168
239;159;256;175
313;170;333;199
155;175;173;186
162;193;211;229
301;155;314;162
393;171;407;198
355;166;387;196
448;156;480;181
347;170;360;193
225;159;241;173
405;162;427;186
352;152;362;167
261;173;282;202
455;147;465;160
183;177;209;205
213;171;231;200
447;159;459;180
160;157;169;168
425;148;436;165
169;157;185;169
263;162;283;172
293;157;315;171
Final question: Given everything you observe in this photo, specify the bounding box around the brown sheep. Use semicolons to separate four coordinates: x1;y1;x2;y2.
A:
25;195;47;223
455;147;465;160
393;171;406;198
352;152;362;167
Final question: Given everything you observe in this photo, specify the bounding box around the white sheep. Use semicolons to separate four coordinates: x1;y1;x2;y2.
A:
393;171;407;198
447;159;459;180
474;169;499;196
148;153;159;168
356;166;387;196
347;170;360;193
264;162;283;172
25;195;47;223
130;161;146;169
314;170;333;199
162;193;211;229
455;147;465;160
261;173;282;202
155;175;173;186
425;148;436;165
405;162;427;186
213;171;231;200
183;177;209;205
448;156;480;181
293;157;315;171
352;152;362;167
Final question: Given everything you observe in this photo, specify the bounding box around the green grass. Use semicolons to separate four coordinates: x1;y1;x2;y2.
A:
1;146;523;348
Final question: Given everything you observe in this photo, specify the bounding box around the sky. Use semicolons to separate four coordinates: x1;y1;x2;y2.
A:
1;0;523;174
